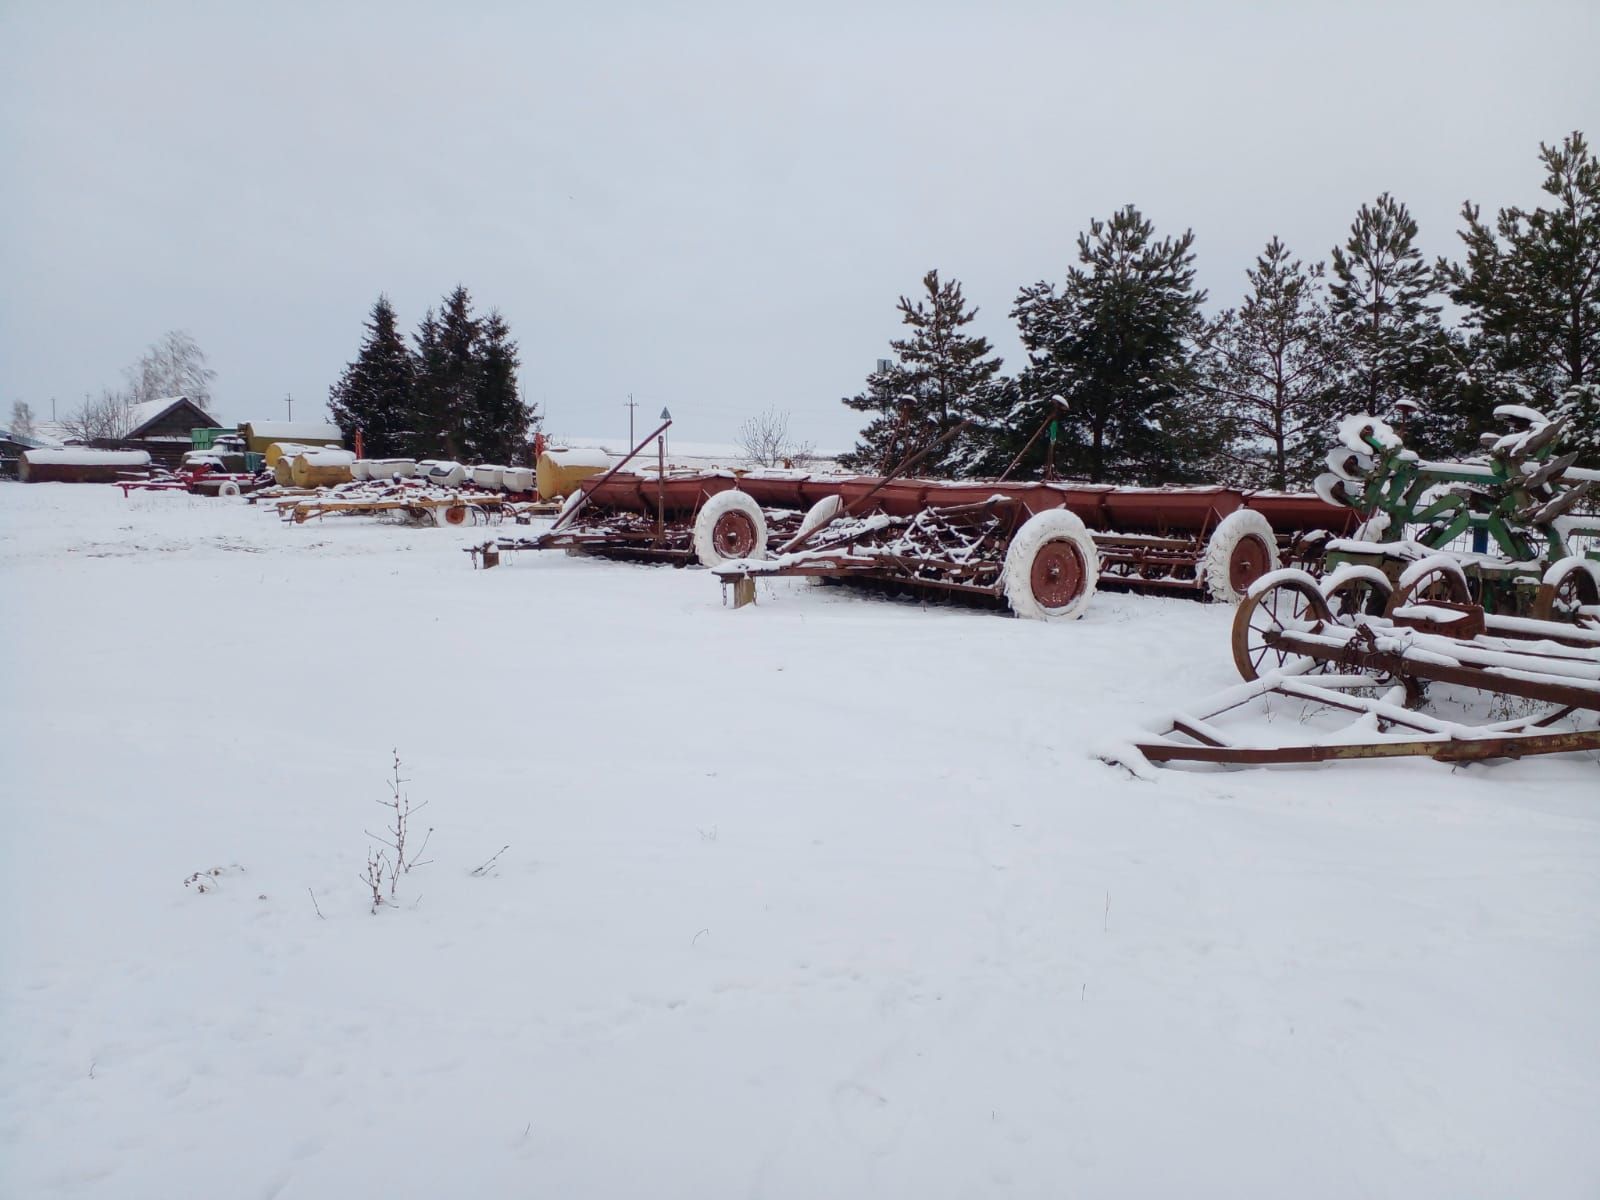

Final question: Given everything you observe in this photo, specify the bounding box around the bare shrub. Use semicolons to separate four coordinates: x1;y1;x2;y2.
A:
736;407;816;468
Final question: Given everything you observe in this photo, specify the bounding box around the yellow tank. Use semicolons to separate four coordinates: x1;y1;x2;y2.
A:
536;447;613;500
272;457;296;486
265;441;319;468
290;450;356;489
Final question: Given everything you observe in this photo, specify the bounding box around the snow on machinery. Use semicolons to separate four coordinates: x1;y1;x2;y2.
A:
467;420;836;567
1313;405;1600;625
1121;565;1600;767
710;420;1341;617
470;418;1360;619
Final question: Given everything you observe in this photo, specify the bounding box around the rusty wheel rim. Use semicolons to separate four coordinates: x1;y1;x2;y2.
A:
443;504;469;526
1030;539;1086;610
1325;578;1388;621
1228;534;1272;595
712;510;757;559
1385;566;1470;616
1232;578;1332;681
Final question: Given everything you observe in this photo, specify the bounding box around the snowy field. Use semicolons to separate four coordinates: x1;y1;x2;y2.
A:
2;483;1597;1199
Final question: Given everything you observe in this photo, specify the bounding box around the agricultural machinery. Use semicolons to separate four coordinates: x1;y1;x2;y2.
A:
1313;405;1600;624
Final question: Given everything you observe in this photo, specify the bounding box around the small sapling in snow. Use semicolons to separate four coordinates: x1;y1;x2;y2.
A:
361;750;433;913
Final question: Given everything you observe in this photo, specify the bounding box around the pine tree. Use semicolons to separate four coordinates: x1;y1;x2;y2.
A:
405;308;446;459
1440;131;1600;457
1327;193;1447;429
839;270;1005;475
465;311;536;464
1007;205;1209;483
327;295;414;459
404;288;536;462
1203;239;1344;490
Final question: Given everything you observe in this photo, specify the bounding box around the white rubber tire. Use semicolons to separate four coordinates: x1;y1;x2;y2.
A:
1001;509;1099;621
1202;509;1281;604
217;481;242;498
693;490;768;567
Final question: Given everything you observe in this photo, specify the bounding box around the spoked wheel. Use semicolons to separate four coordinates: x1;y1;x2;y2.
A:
1231;571;1335;681
1384;556;1471;618
1532;556;1600;625
1321;565;1393;624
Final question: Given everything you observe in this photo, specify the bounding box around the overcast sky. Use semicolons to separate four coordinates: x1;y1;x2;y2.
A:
2;0;1595;450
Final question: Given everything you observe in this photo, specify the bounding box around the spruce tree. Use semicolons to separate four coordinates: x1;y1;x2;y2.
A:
839;270;1005;475
1203;239;1344;490
1327;193;1448;432
328;295;414;459
406;308;447;459
465;311;536;464
1008;205;1209;483
1441;131;1600;457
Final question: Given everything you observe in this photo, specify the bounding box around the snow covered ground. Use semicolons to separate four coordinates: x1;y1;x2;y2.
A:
2;483;1597;1199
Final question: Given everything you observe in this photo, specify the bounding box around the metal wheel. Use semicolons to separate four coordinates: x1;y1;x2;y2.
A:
1002;508;1099;621
1532;557;1600;625
442;504;470;526
1030;539;1088;609
711;510;758;560
1321;566;1393;624
1384;558;1471;617
1231;572;1334;681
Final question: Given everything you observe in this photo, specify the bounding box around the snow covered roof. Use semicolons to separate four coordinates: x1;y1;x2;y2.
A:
21;421;69;448
243;421;342;442
124;396;218;437
0;426;54;449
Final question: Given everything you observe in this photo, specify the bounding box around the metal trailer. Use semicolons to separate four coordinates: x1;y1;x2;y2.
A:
1122;566;1600;767
710;476;1320;617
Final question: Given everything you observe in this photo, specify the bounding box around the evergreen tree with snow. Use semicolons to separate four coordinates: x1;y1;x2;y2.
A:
1007;205;1210;483
405;288;536;462
405;308;447;459
328;295;414;459
839;270;1005;475
463;311;536;464
1203;239;1344;490
1440;131;1600;458
1327;193;1453;443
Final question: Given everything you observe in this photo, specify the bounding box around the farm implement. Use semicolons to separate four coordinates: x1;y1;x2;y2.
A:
468;418;1356;619
1313;405;1600;623
711;478;1343;617
1125;566;1600;768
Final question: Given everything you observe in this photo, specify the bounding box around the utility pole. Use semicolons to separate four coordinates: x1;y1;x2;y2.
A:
625;394;638;445
285;392;293;421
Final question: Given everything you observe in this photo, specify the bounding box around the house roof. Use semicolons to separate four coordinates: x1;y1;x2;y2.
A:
0;426;54;449
125;396;219;438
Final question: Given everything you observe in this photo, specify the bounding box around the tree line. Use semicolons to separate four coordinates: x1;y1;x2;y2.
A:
841;130;1600;487
328;286;536;464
